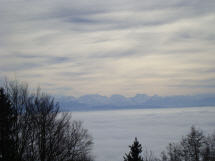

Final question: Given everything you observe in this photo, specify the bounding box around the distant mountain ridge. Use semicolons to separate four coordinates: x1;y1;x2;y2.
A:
56;93;215;111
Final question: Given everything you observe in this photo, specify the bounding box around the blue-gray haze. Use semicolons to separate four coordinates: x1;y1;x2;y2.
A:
57;93;215;111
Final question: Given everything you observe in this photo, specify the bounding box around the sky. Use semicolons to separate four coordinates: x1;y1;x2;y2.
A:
0;0;215;97
72;107;215;161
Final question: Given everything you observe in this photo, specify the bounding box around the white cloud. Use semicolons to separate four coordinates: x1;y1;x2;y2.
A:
0;0;215;96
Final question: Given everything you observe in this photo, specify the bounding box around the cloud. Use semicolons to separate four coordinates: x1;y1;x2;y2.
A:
71;107;215;161
170;78;215;88
0;0;215;96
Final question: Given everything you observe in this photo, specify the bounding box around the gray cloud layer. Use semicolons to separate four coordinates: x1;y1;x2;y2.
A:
0;0;215;96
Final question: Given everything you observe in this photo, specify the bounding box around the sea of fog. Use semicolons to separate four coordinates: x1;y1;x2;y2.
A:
71;107;215;161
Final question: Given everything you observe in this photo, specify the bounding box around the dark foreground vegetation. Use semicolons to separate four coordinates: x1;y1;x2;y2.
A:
1;80;215;161
0;80;93;161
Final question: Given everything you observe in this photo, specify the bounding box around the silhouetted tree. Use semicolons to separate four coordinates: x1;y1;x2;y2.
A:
160;151;168;161
201;132;215;161
1;80;93;161
162;143;182;161
160;126;211;161
124;137;143;161
142;149;160;161
180;126;205;161
124;138;159;161
0;88;17;161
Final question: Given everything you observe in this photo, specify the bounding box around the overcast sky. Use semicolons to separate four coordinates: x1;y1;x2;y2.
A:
0;0;215;97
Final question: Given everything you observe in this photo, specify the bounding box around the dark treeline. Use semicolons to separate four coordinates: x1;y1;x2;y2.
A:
124;127;215;161
0;80;93;161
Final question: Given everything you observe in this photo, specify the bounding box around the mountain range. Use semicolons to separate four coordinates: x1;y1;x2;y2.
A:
55;93;215;111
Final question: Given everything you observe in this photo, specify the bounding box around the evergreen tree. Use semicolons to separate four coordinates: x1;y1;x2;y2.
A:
0;88;17;161
124;137;143;161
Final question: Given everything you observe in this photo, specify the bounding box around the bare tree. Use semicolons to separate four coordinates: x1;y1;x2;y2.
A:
160;126;207;161
201;132;215;161
1;80;93;161
162;143;182;161
3;80;30;161
181;126;205;161
142;149;160;161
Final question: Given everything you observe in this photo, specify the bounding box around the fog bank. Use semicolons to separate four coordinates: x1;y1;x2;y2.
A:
72;107;215;161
